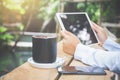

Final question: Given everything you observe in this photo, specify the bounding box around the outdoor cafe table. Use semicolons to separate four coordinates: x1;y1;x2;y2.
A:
0;41;111;80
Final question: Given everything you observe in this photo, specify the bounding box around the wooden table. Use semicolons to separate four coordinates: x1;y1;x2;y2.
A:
0;41;111;80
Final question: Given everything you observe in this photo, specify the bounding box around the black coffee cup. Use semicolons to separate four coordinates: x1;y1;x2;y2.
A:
32;33;57;63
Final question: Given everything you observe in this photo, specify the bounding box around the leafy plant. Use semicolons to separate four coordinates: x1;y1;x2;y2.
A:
77;2;100;22
2;0;25;15
0;26;13;46
102;0;116;22
85;3;100;22
37;0;59;32
63;2;100;23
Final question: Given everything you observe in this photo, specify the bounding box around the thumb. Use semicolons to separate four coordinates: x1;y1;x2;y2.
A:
60;30;68;39
91;22;100;33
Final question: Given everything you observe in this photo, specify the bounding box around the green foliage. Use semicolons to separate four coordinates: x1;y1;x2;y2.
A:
2;0;25;14
64;1;117;23
77;2;100;22
86;3;100;22
0;26;14;46
102;0;116;22
0;26;7;33
18;23;24;31
0;0;116;33
37;0;59;20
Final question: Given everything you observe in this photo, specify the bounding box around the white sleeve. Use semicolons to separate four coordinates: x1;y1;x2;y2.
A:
103;38;120;51
74;44;120;73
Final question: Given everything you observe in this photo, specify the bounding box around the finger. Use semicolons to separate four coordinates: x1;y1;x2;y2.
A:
60;30;68;39
62;30;73;36
92;22;102;29
91;22;100;33
64;30;76;37
63;30;71;35
61;30;77;39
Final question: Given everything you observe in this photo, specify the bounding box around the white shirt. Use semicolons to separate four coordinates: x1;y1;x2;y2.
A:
74;38;120;74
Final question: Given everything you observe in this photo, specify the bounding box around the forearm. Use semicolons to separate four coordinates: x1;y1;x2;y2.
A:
74;44;120;73
103;38;120;51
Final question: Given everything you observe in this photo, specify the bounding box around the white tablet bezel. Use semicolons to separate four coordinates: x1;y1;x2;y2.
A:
56;12;99;45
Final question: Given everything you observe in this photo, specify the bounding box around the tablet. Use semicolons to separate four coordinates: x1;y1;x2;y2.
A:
56;12;98;45
58;66;106;75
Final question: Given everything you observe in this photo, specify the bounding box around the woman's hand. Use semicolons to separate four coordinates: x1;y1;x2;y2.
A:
91;22;108;46
61;30;80;55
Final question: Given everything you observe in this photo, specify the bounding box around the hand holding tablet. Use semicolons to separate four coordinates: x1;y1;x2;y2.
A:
56;12;98;45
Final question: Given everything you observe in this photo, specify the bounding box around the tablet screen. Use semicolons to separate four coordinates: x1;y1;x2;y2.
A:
56;12;98;45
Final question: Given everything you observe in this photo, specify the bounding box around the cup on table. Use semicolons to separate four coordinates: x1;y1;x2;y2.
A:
32;33;57;63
